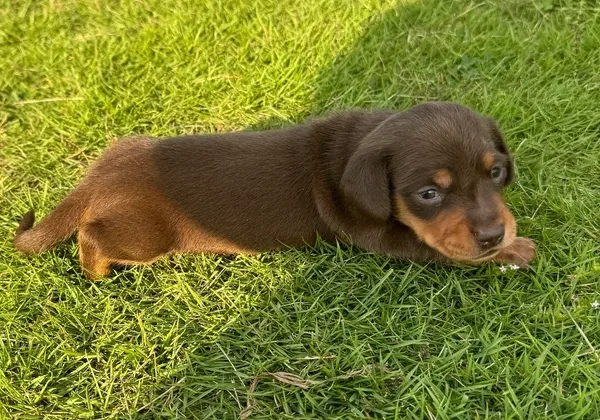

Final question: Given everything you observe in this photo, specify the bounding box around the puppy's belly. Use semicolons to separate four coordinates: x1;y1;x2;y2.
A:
174;212;322;255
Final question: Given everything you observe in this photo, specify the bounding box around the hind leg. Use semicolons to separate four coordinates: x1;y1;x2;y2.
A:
77;209;175;278
78;230;111;280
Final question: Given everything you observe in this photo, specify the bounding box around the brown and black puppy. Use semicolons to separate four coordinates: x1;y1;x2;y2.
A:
14;102;536;279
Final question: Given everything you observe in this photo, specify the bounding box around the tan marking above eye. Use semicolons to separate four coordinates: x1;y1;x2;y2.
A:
483;152;496;171
433;169;452;189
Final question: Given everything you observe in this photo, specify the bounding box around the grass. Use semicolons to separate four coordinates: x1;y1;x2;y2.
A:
1;0;600;418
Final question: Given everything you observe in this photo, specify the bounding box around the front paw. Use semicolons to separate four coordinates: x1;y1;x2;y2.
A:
492;237;537;267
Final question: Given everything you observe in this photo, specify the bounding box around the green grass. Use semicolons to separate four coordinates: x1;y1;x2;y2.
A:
1;0;600;418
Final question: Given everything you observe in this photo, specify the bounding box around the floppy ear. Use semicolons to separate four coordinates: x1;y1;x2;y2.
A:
340;131;392;222
488;117;514;184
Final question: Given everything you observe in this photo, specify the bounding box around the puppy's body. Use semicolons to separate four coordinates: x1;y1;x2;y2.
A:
15;103;535;278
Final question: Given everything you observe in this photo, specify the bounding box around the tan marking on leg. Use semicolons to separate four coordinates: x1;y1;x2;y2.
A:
78;231;111;280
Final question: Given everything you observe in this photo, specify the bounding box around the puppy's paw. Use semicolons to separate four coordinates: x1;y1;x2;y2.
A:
492;237;537;267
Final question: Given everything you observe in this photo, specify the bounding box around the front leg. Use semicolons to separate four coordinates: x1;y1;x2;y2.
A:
489;237;537;267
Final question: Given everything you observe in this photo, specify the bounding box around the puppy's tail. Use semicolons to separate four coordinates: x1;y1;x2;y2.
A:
14;188;89;254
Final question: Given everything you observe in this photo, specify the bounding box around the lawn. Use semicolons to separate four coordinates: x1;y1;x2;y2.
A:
1;0;600;418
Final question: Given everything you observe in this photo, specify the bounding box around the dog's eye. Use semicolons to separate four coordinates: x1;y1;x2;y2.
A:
418;189;441;201
491;166;504;180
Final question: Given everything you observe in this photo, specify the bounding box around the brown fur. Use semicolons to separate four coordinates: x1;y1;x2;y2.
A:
14;102;536;279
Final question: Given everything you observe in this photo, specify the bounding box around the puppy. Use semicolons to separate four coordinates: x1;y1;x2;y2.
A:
14;102;536;279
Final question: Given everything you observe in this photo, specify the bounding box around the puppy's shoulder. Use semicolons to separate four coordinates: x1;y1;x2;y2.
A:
102;135;155;156
309;109;397;142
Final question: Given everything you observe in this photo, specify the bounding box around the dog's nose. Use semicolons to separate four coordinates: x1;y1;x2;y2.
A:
474;224;505;249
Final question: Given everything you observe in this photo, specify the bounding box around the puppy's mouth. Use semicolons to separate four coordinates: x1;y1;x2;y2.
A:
466;232;517;262
430;233;515;263
435;242;502;263
469;247;501;262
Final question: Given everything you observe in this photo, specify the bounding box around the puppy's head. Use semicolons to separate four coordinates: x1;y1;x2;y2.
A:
341;102;517;262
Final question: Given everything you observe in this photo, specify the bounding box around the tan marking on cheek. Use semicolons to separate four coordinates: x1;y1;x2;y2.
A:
433;169;452;189
394;196;480;261
494;194;517;247
394;196;429;239
483;152;496;171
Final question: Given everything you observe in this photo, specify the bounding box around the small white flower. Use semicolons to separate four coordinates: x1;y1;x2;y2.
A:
592;301;600;309
499;265;508;273
509;264;520;271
